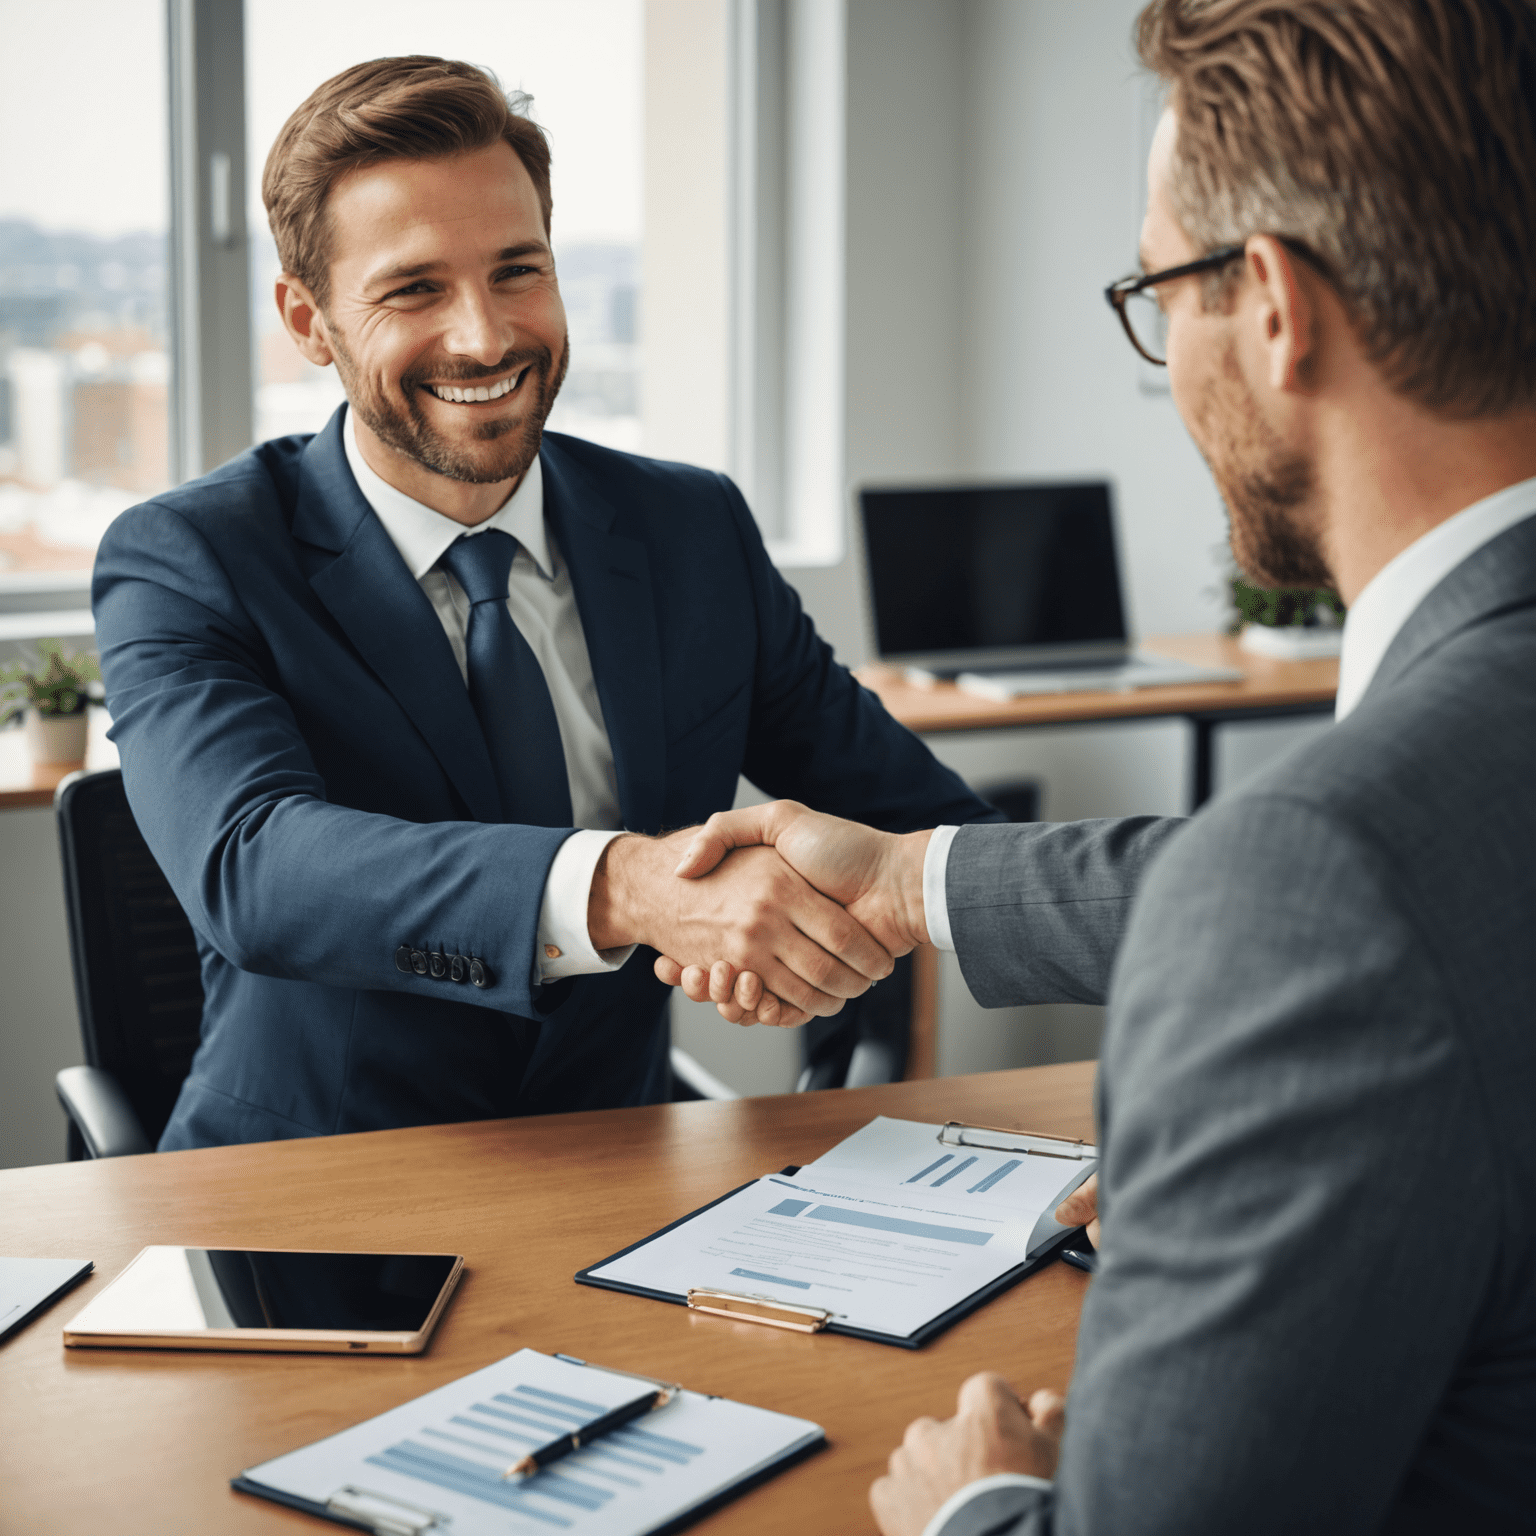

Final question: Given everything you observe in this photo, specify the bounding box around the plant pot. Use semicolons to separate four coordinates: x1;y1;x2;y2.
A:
1238;625;1344;661
25;709;89;764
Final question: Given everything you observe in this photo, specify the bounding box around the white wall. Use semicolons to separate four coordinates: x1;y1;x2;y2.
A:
959;0;1231;638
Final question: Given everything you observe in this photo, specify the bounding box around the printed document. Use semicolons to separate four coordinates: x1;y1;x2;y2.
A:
238;1348;821;1536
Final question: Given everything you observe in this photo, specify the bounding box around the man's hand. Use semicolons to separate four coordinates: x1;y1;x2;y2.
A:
590;826;893;1020
869;1373;1065;1536
651;801;932;1026
1055;1172;1100;1248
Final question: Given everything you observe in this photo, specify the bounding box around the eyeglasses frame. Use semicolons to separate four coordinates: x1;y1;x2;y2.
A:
1103;244;1247;366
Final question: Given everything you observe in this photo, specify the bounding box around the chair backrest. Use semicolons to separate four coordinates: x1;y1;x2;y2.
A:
55;769;205;1148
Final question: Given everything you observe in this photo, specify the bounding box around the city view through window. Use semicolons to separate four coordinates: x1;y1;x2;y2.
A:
0;0;642;593
0;0;170;583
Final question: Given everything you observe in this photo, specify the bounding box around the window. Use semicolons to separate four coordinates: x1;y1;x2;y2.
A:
244;0;644;453
0;0;171;590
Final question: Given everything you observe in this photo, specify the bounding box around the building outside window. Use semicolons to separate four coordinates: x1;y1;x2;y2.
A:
245;0;643;453
0;0;171;588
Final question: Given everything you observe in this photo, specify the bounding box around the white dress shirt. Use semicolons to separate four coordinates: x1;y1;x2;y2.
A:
914;477;1536;1533
342;407;635;984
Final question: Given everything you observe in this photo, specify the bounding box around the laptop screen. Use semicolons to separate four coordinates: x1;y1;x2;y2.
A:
860;482;1127;665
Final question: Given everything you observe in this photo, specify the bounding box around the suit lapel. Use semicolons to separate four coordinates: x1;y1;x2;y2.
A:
542;437;667;834
292;410;503;823
1364;509;1536;707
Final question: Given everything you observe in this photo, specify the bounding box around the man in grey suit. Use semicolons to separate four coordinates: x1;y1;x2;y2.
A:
655;0;1536;1529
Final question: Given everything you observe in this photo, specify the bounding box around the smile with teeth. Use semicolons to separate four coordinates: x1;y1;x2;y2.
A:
424;368;527;404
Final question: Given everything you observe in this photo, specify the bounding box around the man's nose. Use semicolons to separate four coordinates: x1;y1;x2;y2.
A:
441;287;513;367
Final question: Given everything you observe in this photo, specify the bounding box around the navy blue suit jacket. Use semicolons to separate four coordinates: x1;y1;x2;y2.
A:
93;409;992;1149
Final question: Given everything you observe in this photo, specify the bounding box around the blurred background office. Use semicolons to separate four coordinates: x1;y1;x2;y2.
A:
0;0;1329;1168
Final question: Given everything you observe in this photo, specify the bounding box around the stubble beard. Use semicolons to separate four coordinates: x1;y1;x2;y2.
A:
329;326;570;487
1198;342;1334;590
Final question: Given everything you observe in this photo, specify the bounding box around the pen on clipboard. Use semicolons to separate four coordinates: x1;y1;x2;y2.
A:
502;1361;679;1481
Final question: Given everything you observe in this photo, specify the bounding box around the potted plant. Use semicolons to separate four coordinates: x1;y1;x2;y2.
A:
1228;574;1345;660
0;638;102;765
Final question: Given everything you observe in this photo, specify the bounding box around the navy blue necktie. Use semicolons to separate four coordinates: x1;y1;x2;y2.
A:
441;530;573;828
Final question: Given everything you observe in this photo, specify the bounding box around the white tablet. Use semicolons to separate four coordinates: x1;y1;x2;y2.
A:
63;1246;464;1354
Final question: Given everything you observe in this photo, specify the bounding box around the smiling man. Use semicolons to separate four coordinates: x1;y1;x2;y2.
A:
90;56;994;1150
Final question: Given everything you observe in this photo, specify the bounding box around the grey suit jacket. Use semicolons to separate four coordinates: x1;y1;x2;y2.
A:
938;512;1536;1535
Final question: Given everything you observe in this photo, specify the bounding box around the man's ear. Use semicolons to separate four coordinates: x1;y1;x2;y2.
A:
1245;235;1317;394
275;275;335;368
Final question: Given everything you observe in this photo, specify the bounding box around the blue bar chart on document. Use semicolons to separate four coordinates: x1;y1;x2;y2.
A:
235;1349;823;1536
587;1118;1097;1341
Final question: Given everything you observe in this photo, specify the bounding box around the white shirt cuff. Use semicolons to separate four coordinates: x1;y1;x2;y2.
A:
922;825;960;952
919;1473;1055;1536
536;829;637;982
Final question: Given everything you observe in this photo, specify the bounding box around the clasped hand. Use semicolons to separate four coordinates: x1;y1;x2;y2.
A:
587;813;900;1020
649;799;932;1028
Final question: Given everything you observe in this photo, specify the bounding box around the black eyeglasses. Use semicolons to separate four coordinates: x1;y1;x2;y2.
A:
1104;245;1246;365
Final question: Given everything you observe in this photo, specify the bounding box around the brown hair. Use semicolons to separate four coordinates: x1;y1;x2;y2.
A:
1136;0;1536;417
262;56;553;308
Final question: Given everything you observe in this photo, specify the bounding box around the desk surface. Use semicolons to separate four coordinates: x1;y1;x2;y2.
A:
0;1065;1094;1535
858;632;1337;734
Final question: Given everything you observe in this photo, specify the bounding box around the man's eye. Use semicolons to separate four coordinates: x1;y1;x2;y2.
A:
495;265;539;282
382;282;433;301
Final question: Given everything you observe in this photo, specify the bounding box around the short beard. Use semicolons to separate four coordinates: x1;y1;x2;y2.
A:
1199;343;1333;590
329;327;569;487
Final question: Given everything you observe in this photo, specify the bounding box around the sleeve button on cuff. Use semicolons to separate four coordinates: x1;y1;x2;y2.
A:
544;944;562;960
428;951;447;978
450;955;467;983
410;950;428;975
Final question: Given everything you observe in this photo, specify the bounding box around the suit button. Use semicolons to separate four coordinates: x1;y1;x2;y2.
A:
544;944;562;960
429;951;447;979
450;955;467;983
469;958;491;988
410;950;428;975
394;946;414;973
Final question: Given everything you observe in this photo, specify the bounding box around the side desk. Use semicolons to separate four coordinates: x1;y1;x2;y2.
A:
0;1063;1094;1536
858;631;1338;811
0;706;117;812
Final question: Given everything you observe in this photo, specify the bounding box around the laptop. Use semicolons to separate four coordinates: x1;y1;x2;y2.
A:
859;481;1240;698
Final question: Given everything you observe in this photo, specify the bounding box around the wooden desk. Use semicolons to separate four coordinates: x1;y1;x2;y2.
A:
0;707;117;811
859;632;1338;809
0;1066;1093;1536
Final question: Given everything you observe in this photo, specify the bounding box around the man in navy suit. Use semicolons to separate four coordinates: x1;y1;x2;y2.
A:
92;56;992;1150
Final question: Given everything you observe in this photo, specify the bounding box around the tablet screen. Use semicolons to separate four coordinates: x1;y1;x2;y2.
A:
70;1247;459;1335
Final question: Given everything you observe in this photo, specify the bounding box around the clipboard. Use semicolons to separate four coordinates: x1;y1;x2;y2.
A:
232;1348;825;1536
576;1121;1095;1350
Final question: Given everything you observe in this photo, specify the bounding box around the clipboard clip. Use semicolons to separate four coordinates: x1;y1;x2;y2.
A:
938;1121;1097;1161
686;1288;832;1333
325;1485;450;1535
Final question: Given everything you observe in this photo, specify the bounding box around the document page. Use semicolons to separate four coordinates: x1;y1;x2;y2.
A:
239;1348;821;1536
805;1116;1096;1222
589;1169;1046;1339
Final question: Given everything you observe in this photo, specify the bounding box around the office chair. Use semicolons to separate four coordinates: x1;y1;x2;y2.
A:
796;778;1041;1091
52;769;205;1159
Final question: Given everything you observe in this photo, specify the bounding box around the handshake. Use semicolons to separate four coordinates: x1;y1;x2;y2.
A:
587;800;1103;1248
588;800;932;1030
